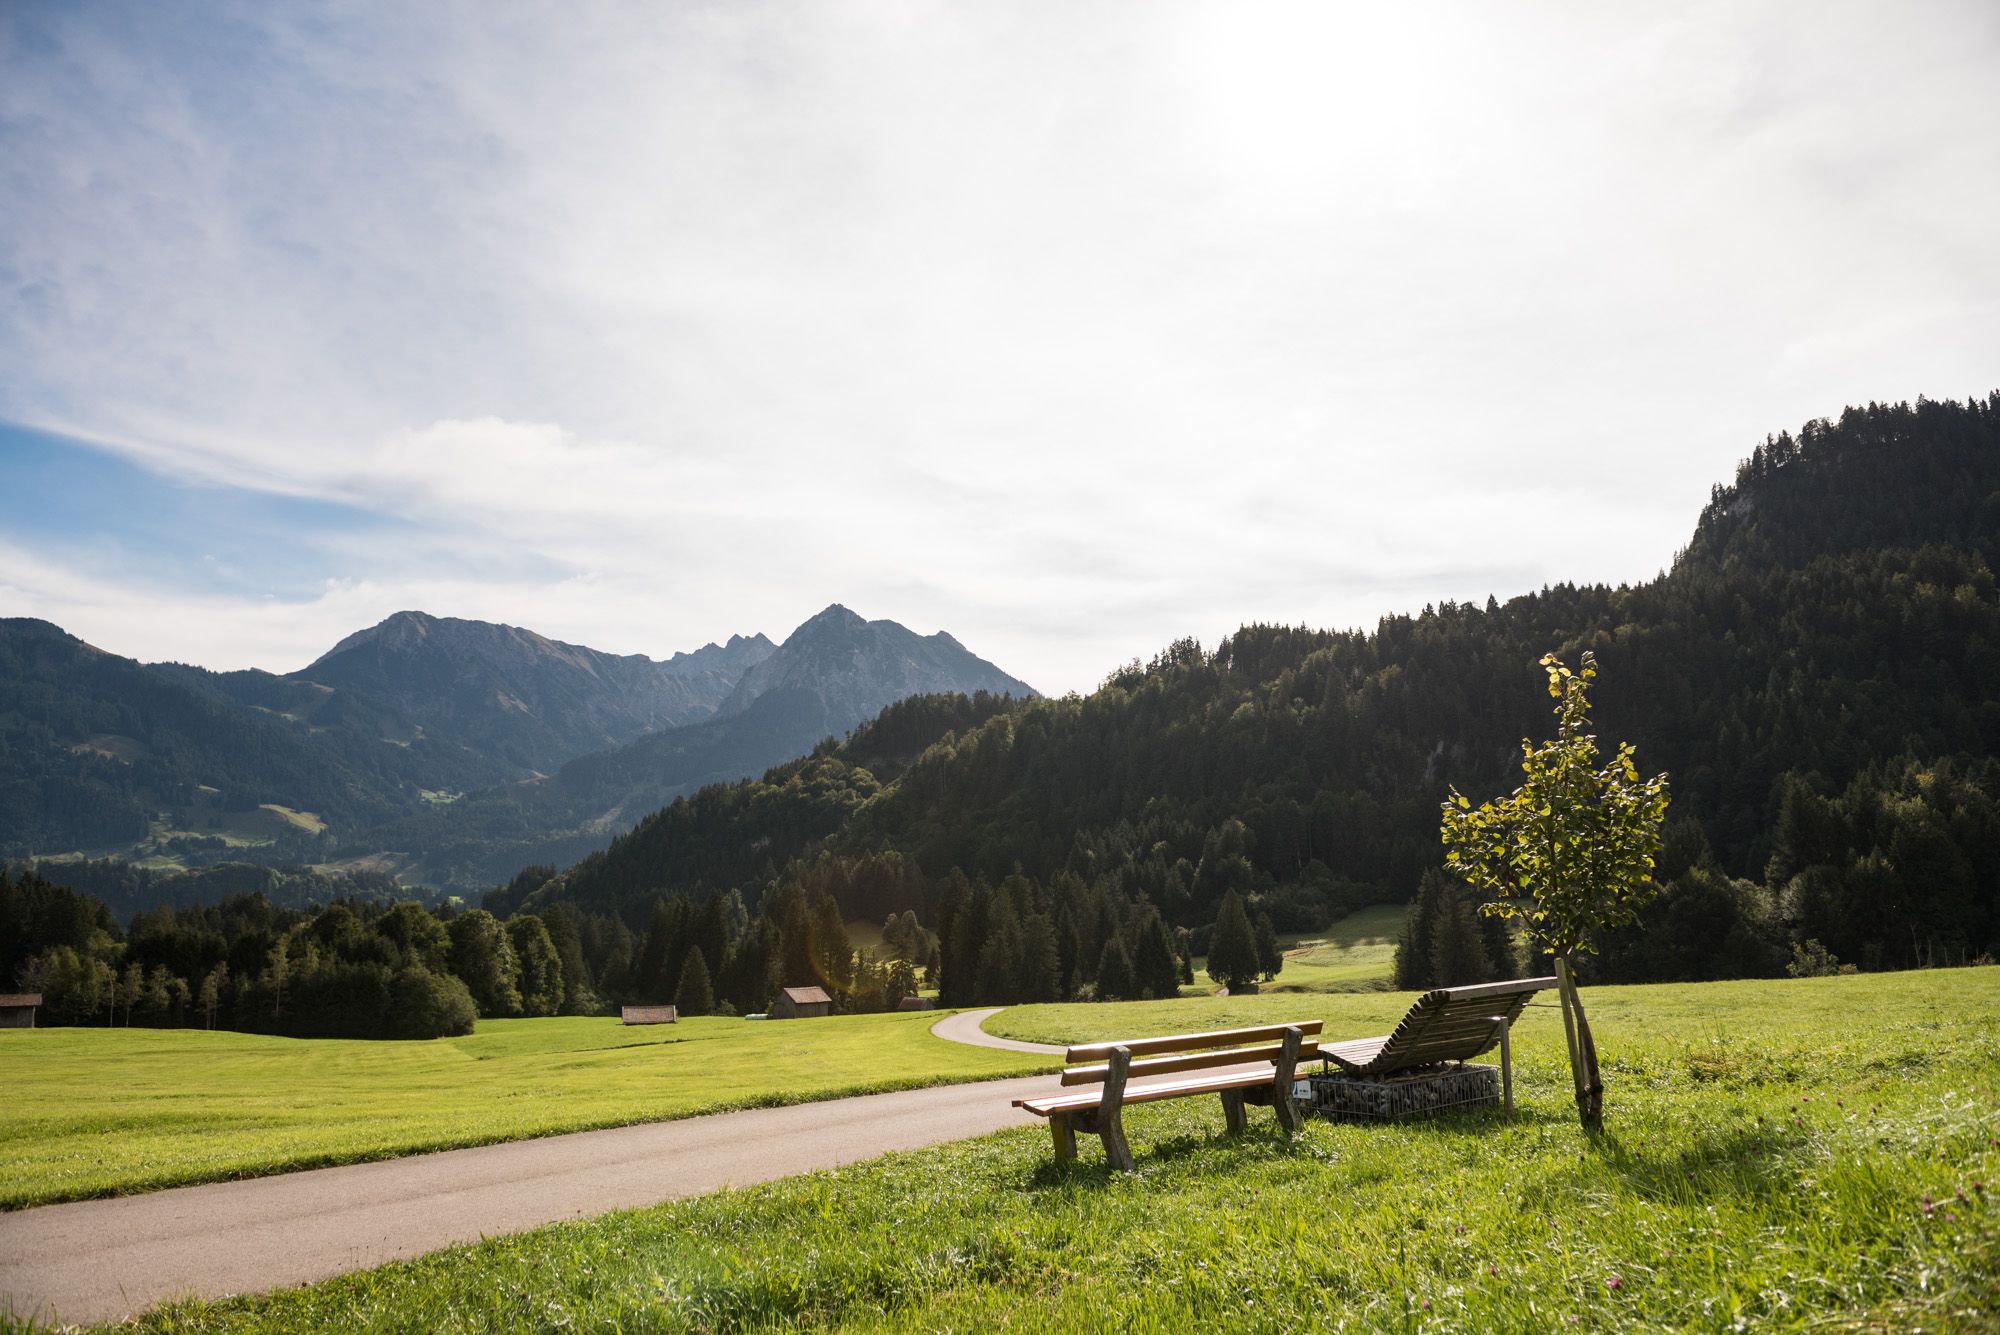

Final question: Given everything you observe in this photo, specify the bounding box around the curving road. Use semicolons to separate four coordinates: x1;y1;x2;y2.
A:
928;1007;1065;1054
0;1012;1064;1327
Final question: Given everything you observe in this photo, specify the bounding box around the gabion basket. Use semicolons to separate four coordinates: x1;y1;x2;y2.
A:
1300;1063;1500;1123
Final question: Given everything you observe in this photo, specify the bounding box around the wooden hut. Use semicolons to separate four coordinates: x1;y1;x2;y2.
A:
895;996;935;1011
772;985;832;1019
620;1005;677;1025
0;994;42;1028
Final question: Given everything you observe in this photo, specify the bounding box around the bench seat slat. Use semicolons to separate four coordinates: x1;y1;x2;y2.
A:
1016;1066;1291;1116
1060;1039;1320;1087
1064;1020;1322;1063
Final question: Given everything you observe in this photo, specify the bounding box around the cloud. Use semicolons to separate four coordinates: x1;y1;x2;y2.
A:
3;0;1998;692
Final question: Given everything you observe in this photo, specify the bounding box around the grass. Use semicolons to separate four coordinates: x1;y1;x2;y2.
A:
1173;902;1405;998
102;968;2000;1333
1263;902;1406;993
0;1012;1051;1210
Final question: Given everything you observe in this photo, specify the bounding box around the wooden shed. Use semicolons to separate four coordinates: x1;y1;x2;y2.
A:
895;996;935;1012
620;1005;677;1025
772;985;832;1019
0;993;42;1028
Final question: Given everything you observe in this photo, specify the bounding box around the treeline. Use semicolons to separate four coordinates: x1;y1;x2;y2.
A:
933;874;1282;1004
3;858;946;1038
3;859;407;923
517;397;1999;991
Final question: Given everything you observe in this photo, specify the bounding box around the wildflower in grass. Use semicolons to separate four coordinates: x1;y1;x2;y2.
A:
1607;1275;1623;1291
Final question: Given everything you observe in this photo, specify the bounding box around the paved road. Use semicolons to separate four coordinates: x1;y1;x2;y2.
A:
928;1007;1065;1054
0;1070;1058;1327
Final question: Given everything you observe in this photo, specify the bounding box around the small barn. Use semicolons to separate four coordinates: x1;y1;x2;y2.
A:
772;985;832;1019
0;994;42;1028
895;996;935;1012
620;1005;677;1026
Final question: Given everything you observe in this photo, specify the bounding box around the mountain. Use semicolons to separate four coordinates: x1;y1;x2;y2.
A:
0;600;1035;896
295;611;774;774
0;611;779;870
521;395;2000;983
375;606;1038;889
714;605;1033;723
0;619;445;860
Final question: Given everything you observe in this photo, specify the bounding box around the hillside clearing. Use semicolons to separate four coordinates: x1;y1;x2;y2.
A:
109;968;2000;1332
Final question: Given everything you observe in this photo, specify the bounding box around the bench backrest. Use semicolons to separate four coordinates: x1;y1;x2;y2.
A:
1369;977;1555;1073
1059;1020;1324;1087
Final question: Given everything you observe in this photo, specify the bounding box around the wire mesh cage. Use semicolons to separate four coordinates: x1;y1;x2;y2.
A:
1299;1062;1500;1122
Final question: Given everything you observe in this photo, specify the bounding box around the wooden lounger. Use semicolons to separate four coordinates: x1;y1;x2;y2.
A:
1322;976;1556;1111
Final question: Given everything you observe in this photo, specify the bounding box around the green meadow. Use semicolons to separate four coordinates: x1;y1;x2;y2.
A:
0;1012;1049;1210
106;968;2000;1332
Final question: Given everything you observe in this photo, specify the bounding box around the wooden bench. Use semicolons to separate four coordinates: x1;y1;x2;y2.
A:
1013;1021;1323;1171
1321;976;1556;1112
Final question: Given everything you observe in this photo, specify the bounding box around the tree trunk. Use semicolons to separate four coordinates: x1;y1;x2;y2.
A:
1554;955;1604;1131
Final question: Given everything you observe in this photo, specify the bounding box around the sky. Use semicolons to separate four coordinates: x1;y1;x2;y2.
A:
3;2;1997;695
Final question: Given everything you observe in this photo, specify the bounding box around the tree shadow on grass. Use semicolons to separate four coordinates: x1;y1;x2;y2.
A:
1566;1121;1811;1208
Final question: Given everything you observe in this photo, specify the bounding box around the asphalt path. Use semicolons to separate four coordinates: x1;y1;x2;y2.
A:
0;1011;1063;1326
926;1006;1066;1054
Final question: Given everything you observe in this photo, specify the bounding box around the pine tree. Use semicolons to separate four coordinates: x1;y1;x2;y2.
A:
1206;890;1261;993
1480;909;1518;978
1096;935;1136;1000
1017;913;1063;1003
1429;885;1494;986
1394;871;1447;990
674;947;714;1016
1253;911;1282;980
1132;907;1181;999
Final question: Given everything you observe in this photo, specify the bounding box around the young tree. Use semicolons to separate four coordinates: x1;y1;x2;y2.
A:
1253;911;1283;981
884;958;918;1009
116;961;144;1026
266;941;290;1019
1205;890;1261;993
1132;906;1181;999
1394;870;1446;990
1428;885;1493;987
674;947;715;1016
1442;652;1670;1130
447;910;523;1018
506;915;566;1018
198;962;228;1029
1095;934;1136;1001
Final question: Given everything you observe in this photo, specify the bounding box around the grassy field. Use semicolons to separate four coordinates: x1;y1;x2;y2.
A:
109;969;2000;1332
0;1012;1050;1210
1261;902;1405;993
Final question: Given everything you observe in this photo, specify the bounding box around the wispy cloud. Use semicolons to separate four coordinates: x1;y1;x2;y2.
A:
3;0;1998;691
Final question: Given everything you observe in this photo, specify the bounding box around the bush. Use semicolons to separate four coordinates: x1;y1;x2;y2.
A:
383;966;478;1038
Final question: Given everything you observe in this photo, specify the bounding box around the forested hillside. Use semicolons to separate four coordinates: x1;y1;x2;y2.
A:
378;609;1037;890
524;396;2000;1000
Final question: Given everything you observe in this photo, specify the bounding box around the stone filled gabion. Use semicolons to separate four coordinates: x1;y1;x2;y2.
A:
1303;1063;1499;1122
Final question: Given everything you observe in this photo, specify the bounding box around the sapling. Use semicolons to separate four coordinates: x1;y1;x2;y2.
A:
1441;651;1670;1130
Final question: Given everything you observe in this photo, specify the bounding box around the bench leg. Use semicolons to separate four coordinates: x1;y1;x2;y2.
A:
1220;1089;1247;1134
1050;1111;1077;1161
1098;1107;1135;1172
1099;1046;1135;1172
1272;1025;1304;1135
1500;1020;1514;1116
